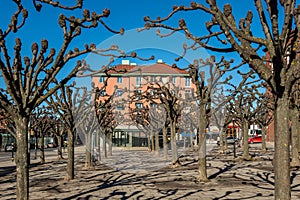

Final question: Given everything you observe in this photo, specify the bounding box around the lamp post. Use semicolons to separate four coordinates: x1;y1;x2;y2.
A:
232;118;236;158
11;142;15;162
34;129;37;159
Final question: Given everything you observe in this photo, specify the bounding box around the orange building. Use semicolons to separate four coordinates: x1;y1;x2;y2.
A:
92;59;196;147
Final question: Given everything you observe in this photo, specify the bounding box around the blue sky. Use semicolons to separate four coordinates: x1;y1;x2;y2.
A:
0;0;298;88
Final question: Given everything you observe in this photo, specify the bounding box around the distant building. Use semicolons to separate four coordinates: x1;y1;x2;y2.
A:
92;59;196;147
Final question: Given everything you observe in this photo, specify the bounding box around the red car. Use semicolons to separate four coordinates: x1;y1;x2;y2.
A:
248;135;262;144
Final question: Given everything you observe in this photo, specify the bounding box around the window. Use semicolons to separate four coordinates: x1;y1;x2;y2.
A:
185;90;191;99
136;76;142;87
162;77;167;84
150;89;157;95
117;89;123;97
117;77;122;83
117;104;124;110
185;77;191;87
100;76;105;83
135;90;142;100
136;103;143;109
150;103;156;108
172;77;176;84
99;90;106;96
151;76;156;82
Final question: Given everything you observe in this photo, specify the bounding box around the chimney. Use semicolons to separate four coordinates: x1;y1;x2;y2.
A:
121;60;130;65
157;59;163;63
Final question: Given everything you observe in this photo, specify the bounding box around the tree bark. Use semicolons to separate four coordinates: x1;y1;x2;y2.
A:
147;135;151;152
151;134;155;153
155;131;159;155
39;134;45;163
274;95;291;200
57;135;63;160
85;132;92;168
103;134;107;158
108;132;113;156
15;116;29;200
183;131;186;149
189;128;194;151
65;128;75;181
242;121;251;160
97;131;101;161
163;125;168;160
261;126;267;152
197;104;209;182
290;107;300;167
170;121;178;164
219;129;225;153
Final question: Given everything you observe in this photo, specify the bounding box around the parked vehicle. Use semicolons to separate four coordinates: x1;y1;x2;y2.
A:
47;142;56;148
248;135;262;144
217;136;239;146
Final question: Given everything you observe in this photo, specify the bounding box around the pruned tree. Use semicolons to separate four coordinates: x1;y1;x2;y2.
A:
289;81;300;167
211;87;227;153
255;92;274;152
143;2;300;198
226;71;264;160
145;81;183;166
0;1;125;199
94;86;117;159
30;106;55;162
129;89;166;155
188;56;254;181
47;84;89;181
75;87;100;168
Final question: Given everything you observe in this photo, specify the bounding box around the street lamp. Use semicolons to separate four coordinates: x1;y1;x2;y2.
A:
11;142;15;162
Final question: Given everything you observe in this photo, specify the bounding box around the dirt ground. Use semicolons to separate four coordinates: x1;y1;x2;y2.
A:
1;144;300;200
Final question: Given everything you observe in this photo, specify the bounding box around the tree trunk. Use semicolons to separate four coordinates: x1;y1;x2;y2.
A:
189;128;194;151
39;134;45;163
108;132;113;156
163;125;168;160
170;121;178;164
103;133;107;158
290;107;300;167
219;129;225;153
151;134;155;152
261;126;267;152
65;128;75;181
242;121;251;160
274;95;291;200
183;131;186;149
97;131;101;161
197;105;209;182
85;132;92;168
147;134;151;152
15;116;29;200
224;128;228;150
154;132;159;155
57;135;63;160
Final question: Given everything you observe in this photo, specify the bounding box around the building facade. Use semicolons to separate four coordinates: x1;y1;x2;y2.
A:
92;59;196;147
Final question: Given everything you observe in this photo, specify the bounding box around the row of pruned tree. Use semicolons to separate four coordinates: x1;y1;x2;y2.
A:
142;1;300;199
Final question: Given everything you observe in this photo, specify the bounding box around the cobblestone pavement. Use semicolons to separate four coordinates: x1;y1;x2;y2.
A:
0;143;300;200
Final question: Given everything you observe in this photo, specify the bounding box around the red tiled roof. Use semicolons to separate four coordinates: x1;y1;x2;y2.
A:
107;63;189;75
130;63;189;75
106;65;135;74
